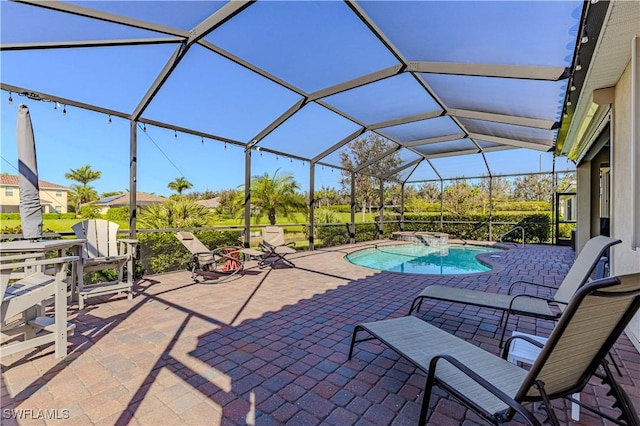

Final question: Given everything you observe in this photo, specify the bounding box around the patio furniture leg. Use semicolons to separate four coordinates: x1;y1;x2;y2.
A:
408;296;423;314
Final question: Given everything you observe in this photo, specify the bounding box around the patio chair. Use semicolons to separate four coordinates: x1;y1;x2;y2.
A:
175;231;263;283
1;253;78;358
72;219;137;309
408;235;621;346
349;273;640;426
258;226;296;268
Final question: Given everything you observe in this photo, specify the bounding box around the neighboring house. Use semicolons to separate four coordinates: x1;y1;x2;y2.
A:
0;174;69;213
89;192;167;215
196;197;220;210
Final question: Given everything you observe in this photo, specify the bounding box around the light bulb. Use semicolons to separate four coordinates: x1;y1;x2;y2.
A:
8;92;13;105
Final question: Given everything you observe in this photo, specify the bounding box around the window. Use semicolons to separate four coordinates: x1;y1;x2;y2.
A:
5;187;13;196
55;206;62;213
56;190;63;197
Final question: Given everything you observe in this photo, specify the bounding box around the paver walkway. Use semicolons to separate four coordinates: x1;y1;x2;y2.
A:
1;241;638;425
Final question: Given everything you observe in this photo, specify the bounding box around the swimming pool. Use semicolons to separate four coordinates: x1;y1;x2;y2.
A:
345;244;501;274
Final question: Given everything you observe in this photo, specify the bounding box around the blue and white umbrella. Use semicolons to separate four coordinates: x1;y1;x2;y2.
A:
17;104;43;240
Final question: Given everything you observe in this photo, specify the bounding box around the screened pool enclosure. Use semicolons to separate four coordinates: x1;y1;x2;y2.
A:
2;0;602;249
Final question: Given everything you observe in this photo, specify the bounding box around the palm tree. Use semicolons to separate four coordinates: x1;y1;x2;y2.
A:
138;198;211;229
168;177;192;196
65;164;102;211
238;169;307;225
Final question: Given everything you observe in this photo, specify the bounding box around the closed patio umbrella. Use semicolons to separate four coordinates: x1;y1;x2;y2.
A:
16;104;43;239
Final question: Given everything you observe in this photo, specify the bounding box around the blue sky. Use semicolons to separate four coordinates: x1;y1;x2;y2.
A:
0;100;343;197
0;1;578;197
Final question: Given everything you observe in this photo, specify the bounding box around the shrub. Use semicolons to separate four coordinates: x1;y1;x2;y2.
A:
518;214;551;243
311;209;345;247
78;204;102;219
138;229;242;275
327;204;352;213
138;199;211;229
386;212;553;243
0;213;21;220
493;201;551;212
106;207;129;222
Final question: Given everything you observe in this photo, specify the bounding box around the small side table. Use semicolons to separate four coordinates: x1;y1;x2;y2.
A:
507;331;580;421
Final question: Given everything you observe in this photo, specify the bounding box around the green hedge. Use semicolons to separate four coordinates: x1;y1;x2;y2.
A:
106;207;129;222
386;212;552;243
327;205;352;213
493;201;551;212
0;212;76;220
137;229;243;275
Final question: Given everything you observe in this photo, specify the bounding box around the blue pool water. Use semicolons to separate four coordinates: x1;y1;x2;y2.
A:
345;244;501;274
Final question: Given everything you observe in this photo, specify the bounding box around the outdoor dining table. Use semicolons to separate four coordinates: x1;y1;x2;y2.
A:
0;238;86;301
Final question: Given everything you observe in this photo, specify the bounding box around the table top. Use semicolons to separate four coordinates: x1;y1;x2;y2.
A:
0;239;86;253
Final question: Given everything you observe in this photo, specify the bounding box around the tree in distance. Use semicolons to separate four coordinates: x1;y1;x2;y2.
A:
65;164;102;212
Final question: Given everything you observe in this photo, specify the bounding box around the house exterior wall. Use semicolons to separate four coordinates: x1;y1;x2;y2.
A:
0;185;68;214
576;163;591;253
0;185;21;213
610;60;640;351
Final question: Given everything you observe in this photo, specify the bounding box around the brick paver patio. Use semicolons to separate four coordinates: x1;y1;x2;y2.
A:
1;241;639;425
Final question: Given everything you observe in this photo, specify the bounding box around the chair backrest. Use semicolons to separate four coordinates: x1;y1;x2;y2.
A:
262;226;286;247
72;219;119;259
175;231;214;264
175;231;210;254
519;273;640;401
553;235;621;307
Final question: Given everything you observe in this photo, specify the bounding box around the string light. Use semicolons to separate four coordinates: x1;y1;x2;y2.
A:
201;137;204;144
224;142;227;150
276;155;279;161
143;123;147;132
63;105;67;116
108;115;112;125
54;102;60;110
8;92;13;105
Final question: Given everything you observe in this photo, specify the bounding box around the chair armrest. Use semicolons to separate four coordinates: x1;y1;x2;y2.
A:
0;253;46;263
508;280;558;295
118;239;138;257
286;241;296;248
0;256;78;271
428;355;541;426
507;293;559;312
502;334;545;360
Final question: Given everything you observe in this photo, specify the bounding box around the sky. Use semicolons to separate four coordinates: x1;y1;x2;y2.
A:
0;1;578;198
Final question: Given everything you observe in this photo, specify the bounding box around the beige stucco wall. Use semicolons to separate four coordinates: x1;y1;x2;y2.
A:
41;188;68;213
610;61;640;350
576;163;591;252
1;186;21;212
0;186;68;214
